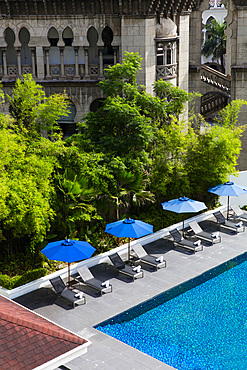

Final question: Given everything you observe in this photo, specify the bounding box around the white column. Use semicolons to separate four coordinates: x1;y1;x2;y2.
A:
98;47;104;79
45;48;51;78
17;48;21;76
31;48;36;78
113;47;118;65
2;48;8;79
59;47;65;78
83;47;90;80
74;47;80;79
36;47;45;79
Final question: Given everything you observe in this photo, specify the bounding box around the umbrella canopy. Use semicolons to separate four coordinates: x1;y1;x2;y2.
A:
105;218;153;260
208;181;247;219
42;239;96;282
161;197;207;235
161;197;207;214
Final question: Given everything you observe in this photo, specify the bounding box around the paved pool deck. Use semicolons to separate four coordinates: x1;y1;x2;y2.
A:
15;217;247;370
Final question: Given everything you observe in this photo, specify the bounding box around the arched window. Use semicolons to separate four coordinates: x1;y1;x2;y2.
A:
206;16;215;25
156;41;176;66
48;27;60;66
48;27;59;46
102;26;114;65
206;17;215;40
63;27;75;66
167;43;172;65
62;27;74;46
19;28;32;66
87;27;99;65
4;28;17;66
90;98;105;112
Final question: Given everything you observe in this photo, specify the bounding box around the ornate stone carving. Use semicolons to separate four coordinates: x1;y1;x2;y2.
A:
156;64;177;79
156;17;177;39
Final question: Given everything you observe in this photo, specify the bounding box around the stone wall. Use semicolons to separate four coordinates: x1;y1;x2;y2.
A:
121;16;156;95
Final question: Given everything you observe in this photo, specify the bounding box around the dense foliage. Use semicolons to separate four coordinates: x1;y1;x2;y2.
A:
0;57;245;286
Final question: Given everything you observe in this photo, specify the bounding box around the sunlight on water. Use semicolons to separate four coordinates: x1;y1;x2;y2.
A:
96;256;247;370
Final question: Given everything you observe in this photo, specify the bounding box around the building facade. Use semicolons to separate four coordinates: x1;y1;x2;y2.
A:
190;0;247;170
0;0;200;137
1;0;247;168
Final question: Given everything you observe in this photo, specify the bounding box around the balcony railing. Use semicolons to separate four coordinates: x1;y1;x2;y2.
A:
201;92;228;116
156;64;177;80
49;64;100;80
200;64;231;94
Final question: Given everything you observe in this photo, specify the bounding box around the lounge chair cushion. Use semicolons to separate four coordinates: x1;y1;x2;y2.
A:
189;221;221;244
132;243;166;270
49;276;86;308
76;266;112;295
231;204;247;220
170;229;203;252
213;211;245;232
108;253;144;280
109;253;126;269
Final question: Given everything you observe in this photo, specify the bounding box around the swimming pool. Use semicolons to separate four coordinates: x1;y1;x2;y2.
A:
95;252;247;370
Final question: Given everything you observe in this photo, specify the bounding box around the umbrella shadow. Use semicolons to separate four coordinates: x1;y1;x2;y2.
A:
14;288;58;310
92;262;136;284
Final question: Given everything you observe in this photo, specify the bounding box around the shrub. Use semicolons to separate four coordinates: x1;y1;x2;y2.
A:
0;268;47;290
0;274;19;289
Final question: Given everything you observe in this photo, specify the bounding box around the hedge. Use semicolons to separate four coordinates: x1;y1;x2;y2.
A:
0;268;47;290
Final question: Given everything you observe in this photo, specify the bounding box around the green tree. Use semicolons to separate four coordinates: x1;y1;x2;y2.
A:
8;74;69;138
77;52;195;172
0;127;57;256
54;168;100;238
0;77;71;259
109;167;154;220
186;100;247;206
70;52;244;228
201;19;226;70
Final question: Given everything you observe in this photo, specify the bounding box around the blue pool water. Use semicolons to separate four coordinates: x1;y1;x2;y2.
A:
95;253;247;370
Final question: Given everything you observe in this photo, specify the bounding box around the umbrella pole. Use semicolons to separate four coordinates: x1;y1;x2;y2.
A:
128;238;130;261
183;216;185;237
68;263;70;285
227;196;230;220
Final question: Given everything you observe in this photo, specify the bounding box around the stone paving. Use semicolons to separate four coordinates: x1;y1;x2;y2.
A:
15;217;247;370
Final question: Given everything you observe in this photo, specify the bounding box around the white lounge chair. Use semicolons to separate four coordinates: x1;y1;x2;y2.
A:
231;204;247;221
132;243;166;270
189;221;221;244
75;266;113;296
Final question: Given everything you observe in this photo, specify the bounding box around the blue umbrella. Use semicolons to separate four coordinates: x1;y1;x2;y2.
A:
105;218;153;260
42;239;96;283
208;181;247;219
161;197;207;235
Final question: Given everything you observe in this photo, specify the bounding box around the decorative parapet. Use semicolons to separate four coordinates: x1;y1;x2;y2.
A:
201;92;229;116
200;64;231;94
156;64;177;80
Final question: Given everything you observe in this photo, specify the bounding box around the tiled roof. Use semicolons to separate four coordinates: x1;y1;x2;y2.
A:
0;295;87;370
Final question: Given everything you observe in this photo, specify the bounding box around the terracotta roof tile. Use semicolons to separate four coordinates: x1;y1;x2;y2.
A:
0;295;87;369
